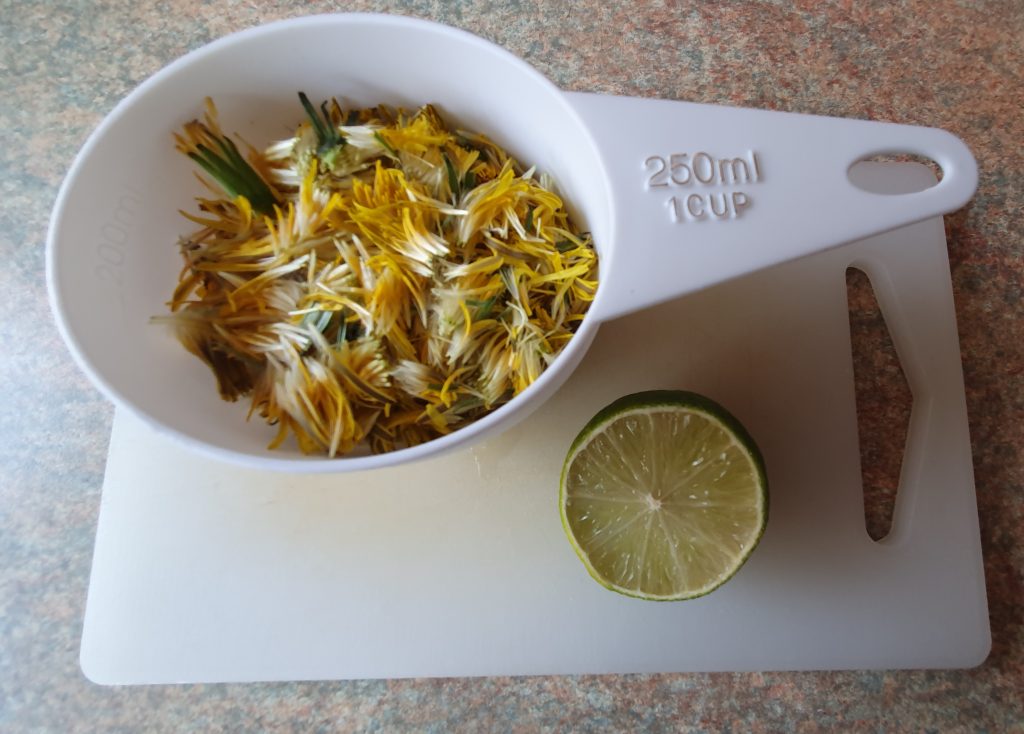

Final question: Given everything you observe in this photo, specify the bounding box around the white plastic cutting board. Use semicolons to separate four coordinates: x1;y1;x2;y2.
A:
80;163;989;683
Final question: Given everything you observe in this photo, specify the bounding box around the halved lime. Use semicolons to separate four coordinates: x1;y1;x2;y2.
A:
559;390;768;601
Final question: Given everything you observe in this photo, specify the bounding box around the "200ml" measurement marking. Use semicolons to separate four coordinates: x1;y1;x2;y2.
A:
93;189;141;313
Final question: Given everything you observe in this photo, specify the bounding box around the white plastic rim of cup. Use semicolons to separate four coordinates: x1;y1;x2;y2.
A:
47;13;978;473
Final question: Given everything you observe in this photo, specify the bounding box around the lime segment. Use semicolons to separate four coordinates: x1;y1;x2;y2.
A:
560;391;768;601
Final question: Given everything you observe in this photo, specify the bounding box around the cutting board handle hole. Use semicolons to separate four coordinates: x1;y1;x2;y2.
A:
846;266;912;541
849;155;943;193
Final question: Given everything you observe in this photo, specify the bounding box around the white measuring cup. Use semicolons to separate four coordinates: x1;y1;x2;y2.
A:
47;14;978;472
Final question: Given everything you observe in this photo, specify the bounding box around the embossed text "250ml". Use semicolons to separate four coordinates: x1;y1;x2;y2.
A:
643;150;763;223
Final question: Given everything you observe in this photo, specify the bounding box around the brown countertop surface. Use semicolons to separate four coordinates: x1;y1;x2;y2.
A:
2;1;1021;730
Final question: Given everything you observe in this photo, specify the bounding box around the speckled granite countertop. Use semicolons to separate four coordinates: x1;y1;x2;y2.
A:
2;1;1021;731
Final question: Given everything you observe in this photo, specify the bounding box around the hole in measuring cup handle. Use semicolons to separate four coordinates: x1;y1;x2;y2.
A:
848;153;943;194
841;123;976;203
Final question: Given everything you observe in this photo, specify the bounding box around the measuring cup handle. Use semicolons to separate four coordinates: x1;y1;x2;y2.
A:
565;92;978;322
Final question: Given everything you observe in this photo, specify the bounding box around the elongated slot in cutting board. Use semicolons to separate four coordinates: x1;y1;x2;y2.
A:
847;266;913;541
